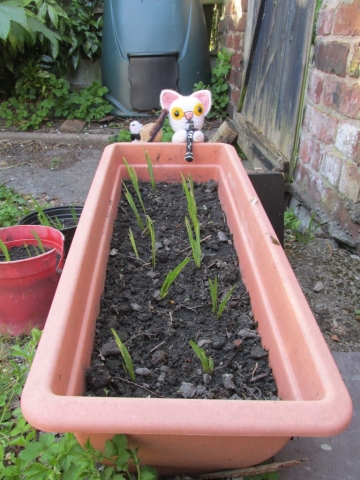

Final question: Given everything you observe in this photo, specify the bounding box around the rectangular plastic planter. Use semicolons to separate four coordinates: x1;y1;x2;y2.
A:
22;143;352;475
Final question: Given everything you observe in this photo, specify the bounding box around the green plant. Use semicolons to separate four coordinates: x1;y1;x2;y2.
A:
144;151;156;190
0;78;112;131
182;174;201;268
128;228;139;259
123;158;145;212
31;230;46;254
161;116;175;142
0;329;157;479
284;207;301;232
0;184;34;227
146;215;156;268
189;340;214;374
0;239;11;261
208;275;237;320
159;257;190;299
123;182;145;231
111;329;136;382
109;129;132;143
193;47;232;119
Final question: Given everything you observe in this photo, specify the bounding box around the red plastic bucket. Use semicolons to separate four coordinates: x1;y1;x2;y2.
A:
0;225;65;335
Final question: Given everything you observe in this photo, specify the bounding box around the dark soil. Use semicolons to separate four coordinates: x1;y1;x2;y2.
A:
0;244;51;262
85;181;278;401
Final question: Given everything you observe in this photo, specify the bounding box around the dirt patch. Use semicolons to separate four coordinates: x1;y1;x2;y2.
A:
85;181;278;401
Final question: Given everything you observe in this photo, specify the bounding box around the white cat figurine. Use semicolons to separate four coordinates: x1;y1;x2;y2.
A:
160;89;212;143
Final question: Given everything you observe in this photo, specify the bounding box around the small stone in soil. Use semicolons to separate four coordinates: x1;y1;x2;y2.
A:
179;382;196;398
222;374;236;390
203;374;212;385
151;350;167;366
250;346;268;359
135;368;152;376
212;337;226;349
101;339;120;357
238;328;259;339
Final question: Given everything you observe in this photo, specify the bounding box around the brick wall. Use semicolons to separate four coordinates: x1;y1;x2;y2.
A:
294;0;360;252
217;0;247;118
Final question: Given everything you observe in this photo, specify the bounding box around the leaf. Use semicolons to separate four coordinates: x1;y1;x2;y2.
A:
140;466;158;480
19;441;44;463
0;4;27;40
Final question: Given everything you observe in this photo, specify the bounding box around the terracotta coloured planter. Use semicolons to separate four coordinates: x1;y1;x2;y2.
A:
21;144;352;475
0;225;64;335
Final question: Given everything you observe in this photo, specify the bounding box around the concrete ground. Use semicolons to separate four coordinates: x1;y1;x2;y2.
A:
1;131;358;479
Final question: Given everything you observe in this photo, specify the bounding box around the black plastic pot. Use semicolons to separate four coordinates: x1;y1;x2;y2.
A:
20;206;83;258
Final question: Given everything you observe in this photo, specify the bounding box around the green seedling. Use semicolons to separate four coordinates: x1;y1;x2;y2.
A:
123;158;145;212
111;328;136;382
208;276;237;320
160;257;190;299
181;173;198;230
129;228;139;259
0;238;11;261
24;243;32;257
185;216;202;268
146;215;156;268
208;275;218;314
217;284;237;319
189;340;214;374
123;182;145;231
69;205;79;225
31;230;46;254
144;150;156;190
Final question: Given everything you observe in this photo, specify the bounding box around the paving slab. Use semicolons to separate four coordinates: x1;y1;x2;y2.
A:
276;352;359;479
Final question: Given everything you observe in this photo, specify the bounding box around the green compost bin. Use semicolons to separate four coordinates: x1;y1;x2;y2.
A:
102;0;211;116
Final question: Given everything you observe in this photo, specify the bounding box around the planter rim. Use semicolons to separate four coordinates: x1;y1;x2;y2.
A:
21;144;352;441
19;206;83;234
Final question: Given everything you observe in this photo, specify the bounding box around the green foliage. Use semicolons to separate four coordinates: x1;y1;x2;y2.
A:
0;184;33;227
0;78;112;130
65;0;103;70
159;257;190;299
111;329;136;382
109;129;132;143
161;116;174;142
284;207;318;243
0;329;157;479
189;340;214;375
284;207;301;232
193;47;232;119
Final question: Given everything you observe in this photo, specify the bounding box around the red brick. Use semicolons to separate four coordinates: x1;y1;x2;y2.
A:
314;41;349;77
307;70;324;103
323;77;360;118
297;133;323;171
233;33;242;50
242;0;248;12
225;34;234;49
317;8;335;36
333;0;360;36
310;140;324;172
232;52;243;68
307;107;338;144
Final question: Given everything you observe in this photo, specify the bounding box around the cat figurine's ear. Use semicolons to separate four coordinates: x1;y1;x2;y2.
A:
190;90;212;116
160;90;182;111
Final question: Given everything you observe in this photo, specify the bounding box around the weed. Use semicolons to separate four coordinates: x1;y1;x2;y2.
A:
31;230;46;254
189;340;214;375
111;329;136;382
109;129;132;143
193;47;232;120
160;257;191;299
0;184;33;227
0;329;157;479
161;116;175;142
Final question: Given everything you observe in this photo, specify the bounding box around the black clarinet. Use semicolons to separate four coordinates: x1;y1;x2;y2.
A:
184;120;194;162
